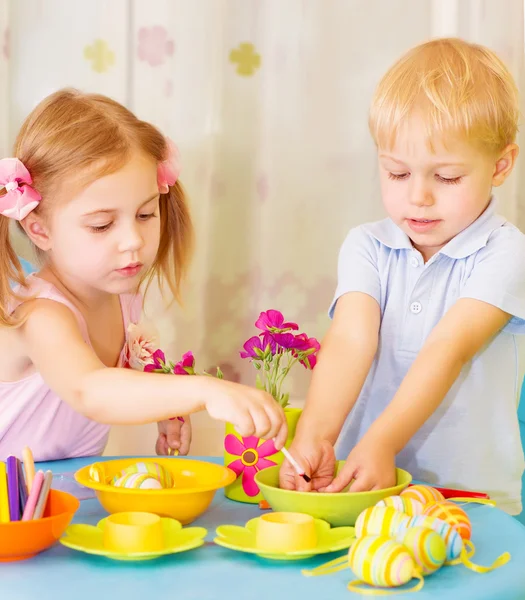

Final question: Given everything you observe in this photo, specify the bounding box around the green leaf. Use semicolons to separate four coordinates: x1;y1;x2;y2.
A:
254;361;262;370
280;392;290;409
216;367;224;379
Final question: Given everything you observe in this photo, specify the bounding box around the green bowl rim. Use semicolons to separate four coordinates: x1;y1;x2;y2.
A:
254;464;412;496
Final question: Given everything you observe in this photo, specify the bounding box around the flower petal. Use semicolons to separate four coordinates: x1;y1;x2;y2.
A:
243;436;260;450
242;466;260;496
224;434;246;456
256;438;277;458
227;459;244;477
257;457;277;470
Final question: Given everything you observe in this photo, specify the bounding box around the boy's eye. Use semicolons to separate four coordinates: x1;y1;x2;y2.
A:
436;175;462;185
89;223;112;233
387;172;409;181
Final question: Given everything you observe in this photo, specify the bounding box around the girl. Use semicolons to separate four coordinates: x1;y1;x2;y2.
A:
280;38;525;514
0;89;287;461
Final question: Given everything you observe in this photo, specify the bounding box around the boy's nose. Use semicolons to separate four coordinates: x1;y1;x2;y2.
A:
408;180;434;207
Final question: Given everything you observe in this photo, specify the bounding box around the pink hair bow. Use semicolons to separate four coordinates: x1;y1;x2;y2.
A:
157;138;181;194
0;158;41;220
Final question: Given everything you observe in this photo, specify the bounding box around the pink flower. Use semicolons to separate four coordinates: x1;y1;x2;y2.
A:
292;333;320;369
144;349;167;372
240;334;276;359
255;309;298;333
224;435;277;496
173;351;195;375
125;323;158;370
137;26;174;67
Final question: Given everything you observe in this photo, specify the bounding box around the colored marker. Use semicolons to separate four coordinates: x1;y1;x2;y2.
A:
22;470;44;521
0;462;10;522
22;446;35;493
6;456;20;521
33;471;53;520
17;458;28;514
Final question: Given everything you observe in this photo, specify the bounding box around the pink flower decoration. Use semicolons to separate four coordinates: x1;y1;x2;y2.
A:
224;435;277;496
255;309;298;333
137;26;174;67
143;349;166;372
125;323;158;370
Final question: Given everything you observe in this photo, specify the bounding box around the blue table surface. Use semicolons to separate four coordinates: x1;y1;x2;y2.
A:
2;456;525;600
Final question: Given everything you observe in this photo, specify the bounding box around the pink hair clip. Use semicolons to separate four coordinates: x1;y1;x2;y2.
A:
157;138;181;194
0;158;41;220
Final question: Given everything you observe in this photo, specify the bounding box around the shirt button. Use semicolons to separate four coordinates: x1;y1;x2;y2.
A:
410;301;422;314
410;256;420;268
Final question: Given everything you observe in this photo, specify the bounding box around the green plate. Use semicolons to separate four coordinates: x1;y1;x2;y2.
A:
214;517;354;560
255;462;412;527
60;517;207;561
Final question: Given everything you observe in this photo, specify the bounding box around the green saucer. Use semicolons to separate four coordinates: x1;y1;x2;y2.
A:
214;516;354;560
60;517;207;561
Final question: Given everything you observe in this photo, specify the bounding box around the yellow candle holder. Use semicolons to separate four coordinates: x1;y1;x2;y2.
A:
256;512;317;553
103;512;164;553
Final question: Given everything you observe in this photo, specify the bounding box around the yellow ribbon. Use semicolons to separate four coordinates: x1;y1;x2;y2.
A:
447;497;496;507
347;572;424;595
302;554;349;577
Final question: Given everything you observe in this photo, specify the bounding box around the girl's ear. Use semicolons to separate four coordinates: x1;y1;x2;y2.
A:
20;213;52;251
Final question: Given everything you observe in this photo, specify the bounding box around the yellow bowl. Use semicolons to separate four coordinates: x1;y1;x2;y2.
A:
75;458;236;525
255;461;412;527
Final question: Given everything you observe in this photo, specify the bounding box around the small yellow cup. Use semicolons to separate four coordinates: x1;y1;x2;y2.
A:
103;512;164;553
256;512;317;552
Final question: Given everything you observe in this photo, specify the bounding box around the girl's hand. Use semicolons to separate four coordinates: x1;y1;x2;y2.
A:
324;436;396;493
204;379;288;449
156;416;192;455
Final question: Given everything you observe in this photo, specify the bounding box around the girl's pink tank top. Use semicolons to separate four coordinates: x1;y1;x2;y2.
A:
0;274;141;461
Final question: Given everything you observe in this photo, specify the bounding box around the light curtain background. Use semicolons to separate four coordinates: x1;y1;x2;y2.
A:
0;0;523;455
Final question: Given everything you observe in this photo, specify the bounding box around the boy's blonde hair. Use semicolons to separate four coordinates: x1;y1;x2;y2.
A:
0;89;193;326
369;37;520;153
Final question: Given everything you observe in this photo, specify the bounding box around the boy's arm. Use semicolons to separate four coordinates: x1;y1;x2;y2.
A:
326;297;511;492
295;291;381;444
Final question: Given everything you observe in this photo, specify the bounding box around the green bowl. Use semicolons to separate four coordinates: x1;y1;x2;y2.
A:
254;461;412;527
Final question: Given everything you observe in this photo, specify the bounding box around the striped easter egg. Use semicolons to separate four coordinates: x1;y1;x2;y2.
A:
375;495;425;516
396;526;447;575
348;535;418;588
404;515;463;562
423;501;472;541
401;485;445;505
112;472;163;490
355;506;410;538
111;461;174;488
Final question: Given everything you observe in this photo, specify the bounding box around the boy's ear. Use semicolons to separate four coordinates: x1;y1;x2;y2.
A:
492;144;519;187
19;213;52;251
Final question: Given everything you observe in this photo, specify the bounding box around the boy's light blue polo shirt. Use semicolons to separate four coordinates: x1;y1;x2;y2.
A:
330;199;525;513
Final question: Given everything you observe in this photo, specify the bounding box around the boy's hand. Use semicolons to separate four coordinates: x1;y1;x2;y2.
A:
156;417;192;455
279;438;336;492
324;436;396;493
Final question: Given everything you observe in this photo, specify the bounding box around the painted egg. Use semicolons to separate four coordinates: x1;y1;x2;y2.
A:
396;526;447;575
348;535;420;588
405;514;463;562
423;501;472;540
401;485;445;505
112;473;163;490
111;461;174;488
355;506;410;538
375;495;424;516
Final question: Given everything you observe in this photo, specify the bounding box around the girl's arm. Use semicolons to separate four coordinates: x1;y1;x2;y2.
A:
326;297;511;492
18;299;287;445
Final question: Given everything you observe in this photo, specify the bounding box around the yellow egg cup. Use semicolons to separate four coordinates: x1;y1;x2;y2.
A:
214;512;355;560
60;511;207;561
256;512;318;553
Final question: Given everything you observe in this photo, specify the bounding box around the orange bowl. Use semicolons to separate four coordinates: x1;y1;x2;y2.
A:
0;489;80;562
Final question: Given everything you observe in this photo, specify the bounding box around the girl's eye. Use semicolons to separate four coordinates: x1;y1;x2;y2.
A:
89;223;111;233
388;172;409;181
437;175;462;185
138;213;157;221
